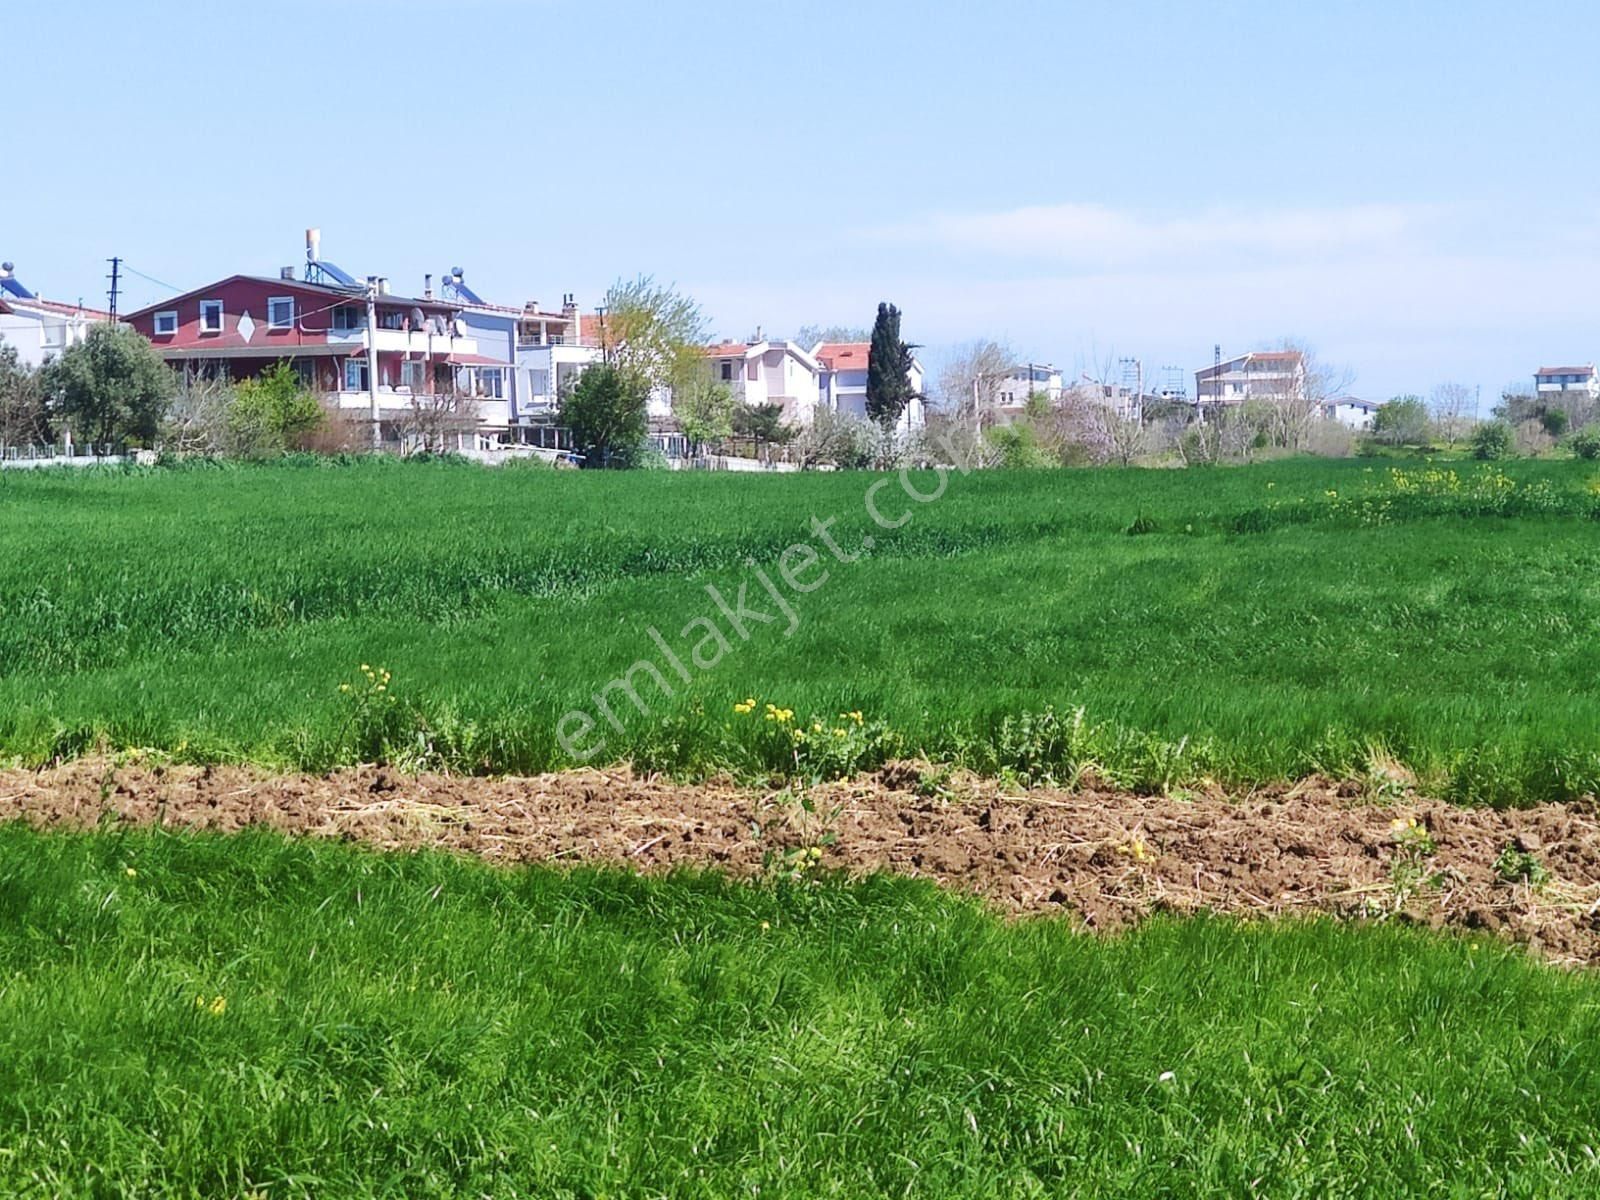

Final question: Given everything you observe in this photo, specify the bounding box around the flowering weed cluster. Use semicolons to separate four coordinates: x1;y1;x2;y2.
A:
729;699;899;783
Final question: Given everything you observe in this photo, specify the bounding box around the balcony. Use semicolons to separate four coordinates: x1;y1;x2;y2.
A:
323;327;480;357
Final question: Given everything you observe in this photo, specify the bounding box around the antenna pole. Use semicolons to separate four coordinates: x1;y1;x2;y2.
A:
106;257;121;321
366;278;381;452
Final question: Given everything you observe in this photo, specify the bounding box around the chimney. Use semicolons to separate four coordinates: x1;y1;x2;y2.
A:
378;277;390;295
279;266;295;281
423;273;433;300
562;292;580;344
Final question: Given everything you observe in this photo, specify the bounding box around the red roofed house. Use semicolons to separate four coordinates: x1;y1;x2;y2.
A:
813;341;926;433
122;233;514;450
1535;365;1599;402
0;262;112;369
704;338;823;426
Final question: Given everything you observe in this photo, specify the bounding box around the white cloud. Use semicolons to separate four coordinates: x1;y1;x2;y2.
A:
876;202;1428;268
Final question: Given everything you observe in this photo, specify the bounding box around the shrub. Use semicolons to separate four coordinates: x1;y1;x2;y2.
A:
1567;427;1600;460
229;364;326;456
1471;422;1515;460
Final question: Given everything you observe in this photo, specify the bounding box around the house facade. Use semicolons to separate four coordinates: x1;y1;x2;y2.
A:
123;270;515;449
1195;350;1306;406
1326;396;1383;430
706;340;823;426
1535;365;1599;401
0;263;109;368
997;363;1063;407
812;341;927;433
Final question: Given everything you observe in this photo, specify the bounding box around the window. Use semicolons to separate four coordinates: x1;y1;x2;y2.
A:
720;360;733;382
480;368;504;399
331;305;362;332
153;311;178;336
343;359;369;391
267;297;295;330
199;300;224;333
400;361;426;392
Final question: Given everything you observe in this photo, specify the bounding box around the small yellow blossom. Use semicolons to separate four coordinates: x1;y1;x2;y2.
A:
760;921;770;932
124;867;137;878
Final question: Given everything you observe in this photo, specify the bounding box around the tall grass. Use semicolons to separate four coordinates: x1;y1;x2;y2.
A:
2;825;1598;1197
2;456;1599;801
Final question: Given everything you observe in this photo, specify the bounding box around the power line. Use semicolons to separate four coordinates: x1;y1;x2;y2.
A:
118;263;184;294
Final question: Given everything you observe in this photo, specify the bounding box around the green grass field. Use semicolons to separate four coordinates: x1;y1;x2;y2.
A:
3;455;1599;802
3;825;1599;1198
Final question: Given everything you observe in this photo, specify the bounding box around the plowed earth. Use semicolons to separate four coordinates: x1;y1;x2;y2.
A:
5;760;1599;964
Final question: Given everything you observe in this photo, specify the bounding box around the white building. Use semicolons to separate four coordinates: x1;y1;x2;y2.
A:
1534;365;1599;401
996;363;1063;408
707;339;823;426
0;263;108;368
1326;396;1383;430
1195;350;1306;406
812;341;926;433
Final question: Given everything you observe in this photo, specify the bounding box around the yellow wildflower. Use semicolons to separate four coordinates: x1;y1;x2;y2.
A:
124;867;137;878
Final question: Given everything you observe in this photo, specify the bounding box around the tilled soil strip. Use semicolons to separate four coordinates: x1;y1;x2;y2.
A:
3;760;1599;964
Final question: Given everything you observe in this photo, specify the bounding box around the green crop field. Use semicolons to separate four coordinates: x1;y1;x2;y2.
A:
3;455;1600;802
3;825;1600;1198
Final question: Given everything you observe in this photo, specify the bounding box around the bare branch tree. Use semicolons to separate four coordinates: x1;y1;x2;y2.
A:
936;339;1014;433
1429;382;1475;448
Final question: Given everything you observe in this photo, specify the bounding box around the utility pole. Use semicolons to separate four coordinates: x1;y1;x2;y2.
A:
106;257;121;321
365;277;381;452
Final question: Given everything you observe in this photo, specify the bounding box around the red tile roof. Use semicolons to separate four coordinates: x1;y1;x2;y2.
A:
705;341;750;357
815;341;871;370
3;295;113;321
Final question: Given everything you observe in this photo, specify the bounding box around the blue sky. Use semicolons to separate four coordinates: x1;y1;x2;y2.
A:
6;0;1598;403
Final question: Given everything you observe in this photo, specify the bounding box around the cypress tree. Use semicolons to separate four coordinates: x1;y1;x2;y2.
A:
865;302;915;429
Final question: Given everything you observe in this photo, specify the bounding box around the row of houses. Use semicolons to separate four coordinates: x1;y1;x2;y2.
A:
980;351;1385;430
1;235;926;454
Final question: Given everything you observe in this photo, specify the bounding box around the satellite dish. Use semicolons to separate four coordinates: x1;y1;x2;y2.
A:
430;315;446;336
410;307;426;328
453;318;468;337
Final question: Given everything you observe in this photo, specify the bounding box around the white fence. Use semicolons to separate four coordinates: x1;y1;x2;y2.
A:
0;445;130;469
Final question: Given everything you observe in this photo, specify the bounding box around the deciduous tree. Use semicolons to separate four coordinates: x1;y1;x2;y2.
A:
43;323;173;448
594;276;708;402
558;363;649;468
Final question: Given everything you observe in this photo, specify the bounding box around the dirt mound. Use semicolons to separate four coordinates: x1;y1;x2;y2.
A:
4;760;1600;963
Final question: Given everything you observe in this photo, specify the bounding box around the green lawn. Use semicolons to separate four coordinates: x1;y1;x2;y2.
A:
2;825;1598;1198
2;456;1598;801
